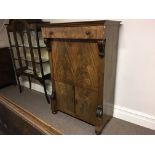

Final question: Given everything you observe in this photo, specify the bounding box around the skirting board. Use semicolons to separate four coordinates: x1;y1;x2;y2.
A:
105;104;155;130
22;81;155;131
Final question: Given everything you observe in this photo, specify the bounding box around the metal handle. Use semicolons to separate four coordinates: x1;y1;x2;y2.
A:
49;31;54;35
98;40;106;58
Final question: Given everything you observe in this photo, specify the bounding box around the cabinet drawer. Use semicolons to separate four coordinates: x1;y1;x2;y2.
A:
42;26;104;39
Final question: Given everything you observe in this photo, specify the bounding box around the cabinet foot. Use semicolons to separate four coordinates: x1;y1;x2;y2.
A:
95;116;112;135
52;111;58;114
95;130;102;135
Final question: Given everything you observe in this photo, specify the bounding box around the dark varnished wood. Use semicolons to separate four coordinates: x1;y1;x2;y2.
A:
42;26;104;39
52;41;74;84
41;20;121;28
42;20;120;134
55;81;75;116
75;87;98;125
0;96;62;135
6;20;51;103
51;41;99;90
0;48;16;88
51;40;100;124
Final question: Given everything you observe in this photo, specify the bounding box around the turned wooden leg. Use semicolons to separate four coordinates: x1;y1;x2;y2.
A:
17;76;22;93
95;105;105;135
95;105;112;134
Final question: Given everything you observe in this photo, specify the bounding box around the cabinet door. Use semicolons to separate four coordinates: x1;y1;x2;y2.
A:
51;41;75;115
52;41;74;85
51;41;100;122
75;87;98;125
55;81;75;116
73;42;99;125
74;42;99;90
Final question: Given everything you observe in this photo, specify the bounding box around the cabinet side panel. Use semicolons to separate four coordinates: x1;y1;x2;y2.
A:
103;24;120;116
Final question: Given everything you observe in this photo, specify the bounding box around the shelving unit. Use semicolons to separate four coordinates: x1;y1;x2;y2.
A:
6;19;51;103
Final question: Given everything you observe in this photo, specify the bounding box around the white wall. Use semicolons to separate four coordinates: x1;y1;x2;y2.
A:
1;19;155;130
116;20;155;115
0;19;9;47
114;19;155;129
47;20;155;130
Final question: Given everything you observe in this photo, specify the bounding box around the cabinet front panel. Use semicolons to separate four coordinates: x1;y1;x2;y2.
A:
73;42;99;90
75;87;98;125
52;41;74;84
42;26;104;39
55;81;75;116
51;40;101;124
51;41;99;90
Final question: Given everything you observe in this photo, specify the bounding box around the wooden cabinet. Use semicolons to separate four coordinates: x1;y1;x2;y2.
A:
6;20;51;103
42;20;120;134
0;47;16;88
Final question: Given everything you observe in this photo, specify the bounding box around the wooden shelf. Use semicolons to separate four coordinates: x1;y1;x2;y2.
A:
7;19;51;103
14;56;49;64
15;66;50;78
24;67;50;77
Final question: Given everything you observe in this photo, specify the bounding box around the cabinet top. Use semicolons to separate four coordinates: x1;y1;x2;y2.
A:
5;19;50;31
42;20;121;28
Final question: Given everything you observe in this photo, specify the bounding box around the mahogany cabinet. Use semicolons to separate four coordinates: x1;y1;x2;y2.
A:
6;20;51;103
0;47;16;88
42;20;120;134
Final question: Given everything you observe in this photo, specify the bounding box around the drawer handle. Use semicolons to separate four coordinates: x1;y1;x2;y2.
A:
49;31;54;35
85;31;91;35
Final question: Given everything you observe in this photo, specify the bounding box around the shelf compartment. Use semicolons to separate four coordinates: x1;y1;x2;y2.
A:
23;67;50;77
14;56;49;64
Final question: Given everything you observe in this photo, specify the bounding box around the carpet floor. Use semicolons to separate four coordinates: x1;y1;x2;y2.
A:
0;85;155;135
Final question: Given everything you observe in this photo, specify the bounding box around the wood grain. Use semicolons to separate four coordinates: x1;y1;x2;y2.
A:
52;41;99;90
0;96;62;135
73;42;99;90
52;41;74;84
42;26;104;39
51;40;99;125
42;20;121;134
55;81;75;116
75;87;98;125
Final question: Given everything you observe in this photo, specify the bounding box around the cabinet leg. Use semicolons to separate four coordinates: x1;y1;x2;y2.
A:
51;91;57;114
95;116;104;135
95;105;112;135
42;80;50;104
28;76;31;89
17;76;22;93
95;115;112;135
51;103;57;114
